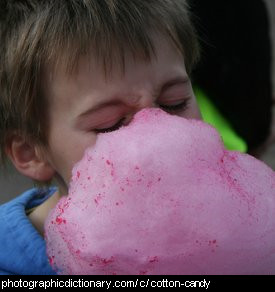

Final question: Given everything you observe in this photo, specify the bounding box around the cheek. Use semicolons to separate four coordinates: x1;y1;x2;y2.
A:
190;92;203;120
65;138;98;183
48;132;98;185
178;95;202;120
190;102;202;120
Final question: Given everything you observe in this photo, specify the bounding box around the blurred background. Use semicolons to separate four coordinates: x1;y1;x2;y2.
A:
1;0;275;204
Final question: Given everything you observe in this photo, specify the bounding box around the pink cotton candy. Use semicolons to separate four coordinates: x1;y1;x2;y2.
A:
45;108;275;275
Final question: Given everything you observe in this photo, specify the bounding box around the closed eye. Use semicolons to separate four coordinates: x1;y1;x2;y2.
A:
159;99;189;112
94;118;126;134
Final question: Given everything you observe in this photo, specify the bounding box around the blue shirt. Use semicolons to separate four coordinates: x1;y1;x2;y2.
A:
0;188;57;275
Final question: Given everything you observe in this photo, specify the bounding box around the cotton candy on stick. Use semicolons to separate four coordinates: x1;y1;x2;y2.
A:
45;108;275;275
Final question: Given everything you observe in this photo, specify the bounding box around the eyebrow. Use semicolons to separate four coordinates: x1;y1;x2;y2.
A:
78;99;124;118
79;76;190;117
161;76;190;92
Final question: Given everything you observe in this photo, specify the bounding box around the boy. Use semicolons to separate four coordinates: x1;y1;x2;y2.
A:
0;0;200;275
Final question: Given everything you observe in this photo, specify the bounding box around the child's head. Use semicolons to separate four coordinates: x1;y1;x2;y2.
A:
0;0;200;194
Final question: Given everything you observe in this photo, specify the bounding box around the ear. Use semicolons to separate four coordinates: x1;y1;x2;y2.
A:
6;135;55;182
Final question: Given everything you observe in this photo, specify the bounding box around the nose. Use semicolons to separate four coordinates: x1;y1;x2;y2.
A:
124;94;158;125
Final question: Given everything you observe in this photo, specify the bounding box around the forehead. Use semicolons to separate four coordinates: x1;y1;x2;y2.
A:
41;33;186;112
44;32;183;82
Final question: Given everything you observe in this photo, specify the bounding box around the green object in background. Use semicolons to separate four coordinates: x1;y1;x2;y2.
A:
194;87;247;153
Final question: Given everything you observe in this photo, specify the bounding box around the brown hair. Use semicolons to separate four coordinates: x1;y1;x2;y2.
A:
0;0;200;164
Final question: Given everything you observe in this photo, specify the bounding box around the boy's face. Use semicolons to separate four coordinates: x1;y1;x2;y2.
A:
42;34;201;195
